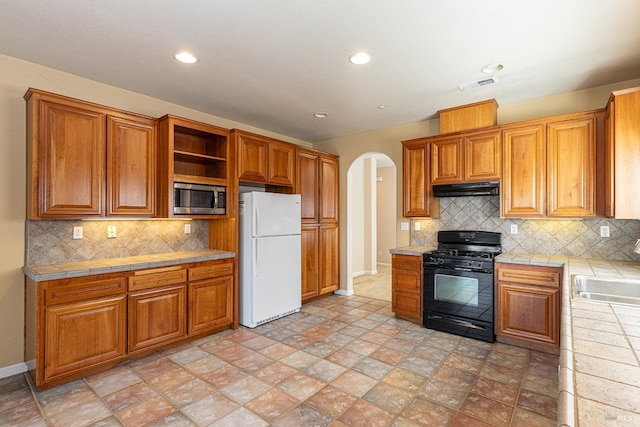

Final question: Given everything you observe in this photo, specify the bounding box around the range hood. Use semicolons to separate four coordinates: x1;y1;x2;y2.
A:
432;181;499;197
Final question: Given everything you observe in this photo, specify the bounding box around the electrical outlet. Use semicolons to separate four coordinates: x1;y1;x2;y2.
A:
184;223;191;234
510;224;518;234
414;222;421;231
73;226;83;239
600;225;610;237
400;222;409;231
107;226;117;238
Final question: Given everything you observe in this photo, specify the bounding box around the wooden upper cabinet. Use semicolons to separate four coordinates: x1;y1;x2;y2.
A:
237;132;268;183
546;117;595;217
501;125;546;217
28;93;106;219
236;130;294;186
25;89;160;219
296;149;320;223
605;88;640;219
107;115;157;216
464;131;501;182
268;141;295;186
402;141;438;217
431;137;464;184
319;155;339;223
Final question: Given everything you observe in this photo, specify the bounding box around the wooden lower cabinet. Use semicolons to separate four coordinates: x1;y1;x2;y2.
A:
25;257;235;390
495;263;561;348
128;285;186;354
188;276;233;335
391;254;423;323
301;226;320;301
319;224;340;295
44;295;126;381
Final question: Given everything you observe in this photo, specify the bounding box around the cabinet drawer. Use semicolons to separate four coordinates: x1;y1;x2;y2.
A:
128;266;187;291
393;269;422;293
392;254;422;272
45;275;126;305
189;262;233;282
496;264;560;288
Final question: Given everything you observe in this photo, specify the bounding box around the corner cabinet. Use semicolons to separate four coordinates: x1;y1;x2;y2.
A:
402;140;439;217
25;257;235;390
501;112;597;218
234;130;295;186
391;254;423;323
604;87;640;219
25;89;157;219
495;263;561;349
296;147;340;302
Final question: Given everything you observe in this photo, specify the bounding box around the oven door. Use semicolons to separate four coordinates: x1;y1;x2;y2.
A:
423;266;495;341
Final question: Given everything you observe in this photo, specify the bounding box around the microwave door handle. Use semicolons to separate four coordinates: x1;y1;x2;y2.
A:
214;188;219;210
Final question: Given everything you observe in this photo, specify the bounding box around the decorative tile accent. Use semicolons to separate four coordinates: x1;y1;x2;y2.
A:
25;219;209;265
411;196;640;261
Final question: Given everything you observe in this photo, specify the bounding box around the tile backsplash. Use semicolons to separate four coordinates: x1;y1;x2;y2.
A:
411;196;640;261
25;219;210;265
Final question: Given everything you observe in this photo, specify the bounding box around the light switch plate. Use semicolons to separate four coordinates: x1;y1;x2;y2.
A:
510;224;518;234
73;226;83;240
600;225;610;237
107;226;117;238
414;222;421;231
184;223;191;234
400;222;409;231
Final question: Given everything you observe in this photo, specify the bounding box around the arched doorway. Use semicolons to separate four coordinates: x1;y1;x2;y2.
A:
345;152;396;301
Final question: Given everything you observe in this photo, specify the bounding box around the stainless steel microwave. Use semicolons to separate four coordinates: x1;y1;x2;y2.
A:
174;182;226;215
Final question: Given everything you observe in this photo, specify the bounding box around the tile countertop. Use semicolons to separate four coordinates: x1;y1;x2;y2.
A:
497;253;640;427
389;246;435;256
23;250;235;282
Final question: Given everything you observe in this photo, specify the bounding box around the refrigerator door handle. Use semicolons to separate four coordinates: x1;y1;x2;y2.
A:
254;203;260;237
253;241;259;277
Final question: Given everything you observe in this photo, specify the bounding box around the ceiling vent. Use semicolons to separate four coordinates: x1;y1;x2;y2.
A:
457;76;499;92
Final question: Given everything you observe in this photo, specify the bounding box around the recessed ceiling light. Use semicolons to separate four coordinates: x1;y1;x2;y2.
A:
349;52;371;65
481;63;504;74
314;112;328;118
174;51;199;64
377;105;385;110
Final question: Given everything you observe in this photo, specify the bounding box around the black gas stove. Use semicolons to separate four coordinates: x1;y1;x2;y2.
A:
424;230;501;272
423;230;502;342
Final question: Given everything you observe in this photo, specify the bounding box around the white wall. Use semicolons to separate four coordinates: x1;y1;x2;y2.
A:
376;166;396;264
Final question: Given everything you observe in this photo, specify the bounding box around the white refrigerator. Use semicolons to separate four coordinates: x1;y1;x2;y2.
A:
239;192;302;328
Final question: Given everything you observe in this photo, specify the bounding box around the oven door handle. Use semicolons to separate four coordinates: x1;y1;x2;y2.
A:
427;315;486;330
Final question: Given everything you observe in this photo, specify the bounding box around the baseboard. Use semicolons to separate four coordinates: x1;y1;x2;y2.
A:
352;270;378;278
334;289;354;296
0;362;28;379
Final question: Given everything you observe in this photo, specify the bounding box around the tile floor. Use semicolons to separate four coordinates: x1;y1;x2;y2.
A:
0;294;558;426
353;264;391;302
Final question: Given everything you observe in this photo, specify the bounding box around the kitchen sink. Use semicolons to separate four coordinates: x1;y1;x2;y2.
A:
573;275;640;306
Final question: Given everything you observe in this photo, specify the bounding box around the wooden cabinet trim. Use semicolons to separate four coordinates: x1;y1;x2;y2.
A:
45;277;126;305
188;262;233;282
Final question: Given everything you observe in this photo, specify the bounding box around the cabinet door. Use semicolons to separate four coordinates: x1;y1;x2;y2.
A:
547;117;595;217
319;224;339;295
403;142;432;217
296;150;320;223
604;103;614;217
431;136;464;184
301;225;320;301
44;296;125;380
107;115;157;216
496;282;559;346
392;291;422;321
188;276;233;335
268;141;295;186
238;134;268;183
501;125;546;217
128;285;186;353
319;155;339;223
38;98;105;218
464;131;501;182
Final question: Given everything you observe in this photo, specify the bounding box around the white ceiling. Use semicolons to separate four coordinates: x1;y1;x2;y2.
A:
1;1;639;142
